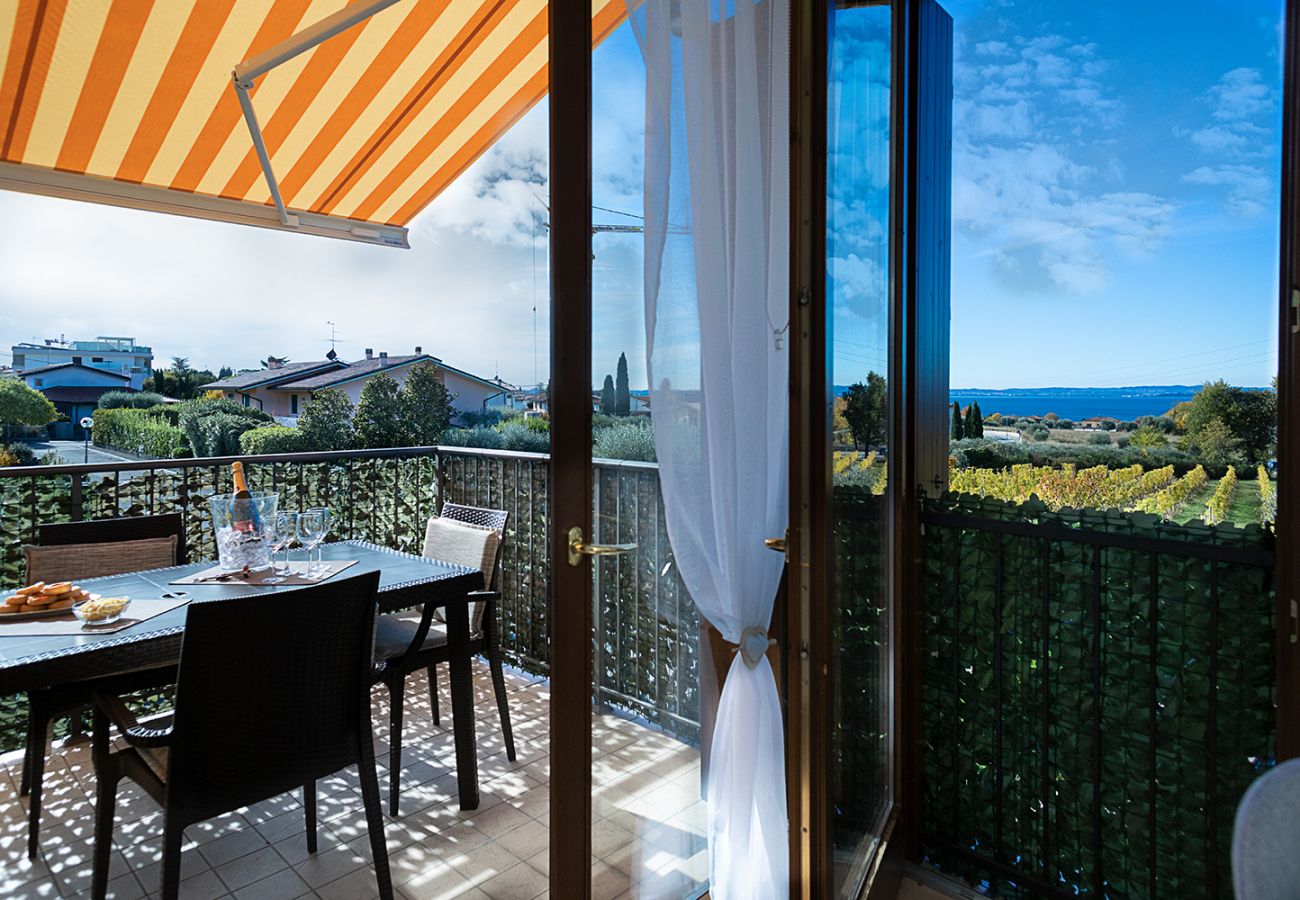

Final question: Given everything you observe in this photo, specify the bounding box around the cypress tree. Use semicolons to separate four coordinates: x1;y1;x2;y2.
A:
972;401;984;438
600;375;616;416
951;401;965;440
614;352;631;416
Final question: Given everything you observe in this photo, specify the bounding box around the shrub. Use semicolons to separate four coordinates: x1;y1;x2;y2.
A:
239;425;305;455
1;442;36;466
1029;426;1050;442
499;422;549;453
459;407;521;428
441;427;505;450
1115;435;1130;448
98;391;167;410
1258;465;1277;524
1058;419;1075;430
92;408;189;458
0;380;58;435
1087;432;1112;446
593;419;656;462
176;398;272;457
144;403;181;425
400;363;455;446
949;438;1215;477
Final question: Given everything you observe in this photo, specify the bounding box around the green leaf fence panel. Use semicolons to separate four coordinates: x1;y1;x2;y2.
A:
919;493;1276;899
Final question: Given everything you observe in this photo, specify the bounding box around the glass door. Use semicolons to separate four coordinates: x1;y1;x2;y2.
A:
825;1;895;893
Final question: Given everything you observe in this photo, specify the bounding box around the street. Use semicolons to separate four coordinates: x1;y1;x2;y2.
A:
24;441;141;466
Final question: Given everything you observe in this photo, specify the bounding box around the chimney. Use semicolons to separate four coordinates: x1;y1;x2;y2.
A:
267;357;281;370
364;348;373;360
379;351;388;360
415;346;422;354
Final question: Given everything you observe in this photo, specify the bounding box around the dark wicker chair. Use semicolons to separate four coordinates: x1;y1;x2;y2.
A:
372;502;516;815
20;513;187;858
90;572;392;900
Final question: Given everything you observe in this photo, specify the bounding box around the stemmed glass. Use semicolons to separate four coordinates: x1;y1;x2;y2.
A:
298;508;330;578
265;512;297;584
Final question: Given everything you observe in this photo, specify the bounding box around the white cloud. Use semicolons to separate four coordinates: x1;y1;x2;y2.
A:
1181;67;1277;216
953;32;1167;295
1183;164;1273;217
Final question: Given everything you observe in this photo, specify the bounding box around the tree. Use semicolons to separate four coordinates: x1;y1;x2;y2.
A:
218;365;234;379
1188;416;1241;466
400;363;455;446
600;374;616;416
297;389;354;451
963;403;984;439
353;374;404;449
615;352;631;416
842;372;887;450
0;379;58;440
951;401;965;441
1180;380;1275;464
1130;425;1167;449
1044;412;1059;424
971;402;984;438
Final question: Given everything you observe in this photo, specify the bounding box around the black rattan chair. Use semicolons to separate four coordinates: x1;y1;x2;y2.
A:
372;502;516;815
20;513;186;858
90;571;392;900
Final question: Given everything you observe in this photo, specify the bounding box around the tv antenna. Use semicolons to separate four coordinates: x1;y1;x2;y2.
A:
325;321;340;354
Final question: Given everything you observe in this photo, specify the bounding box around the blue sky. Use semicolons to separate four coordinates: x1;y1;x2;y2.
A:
940;0;1284;388
0;1;1286;391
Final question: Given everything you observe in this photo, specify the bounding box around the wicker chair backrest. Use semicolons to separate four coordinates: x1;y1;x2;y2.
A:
39;514;189;565
166;571;380;819
439;503;507;592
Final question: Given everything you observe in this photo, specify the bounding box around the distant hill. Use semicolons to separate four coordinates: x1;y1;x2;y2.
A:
828;384;1224;422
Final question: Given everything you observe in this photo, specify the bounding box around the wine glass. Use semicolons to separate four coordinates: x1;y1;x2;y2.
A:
298;510;328;578
264;512;296;583
306;506;332;575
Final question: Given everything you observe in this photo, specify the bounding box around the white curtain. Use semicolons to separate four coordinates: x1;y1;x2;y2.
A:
628;1;790;897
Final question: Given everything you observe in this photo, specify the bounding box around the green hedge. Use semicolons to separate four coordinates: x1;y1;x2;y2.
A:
239;425;304;455
97;390;167;409
950;437;1224;477
91;408;189;458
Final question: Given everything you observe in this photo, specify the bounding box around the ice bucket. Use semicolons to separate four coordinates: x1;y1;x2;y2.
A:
208;492;279;571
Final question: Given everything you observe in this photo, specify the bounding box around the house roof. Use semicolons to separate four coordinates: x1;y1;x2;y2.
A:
20;362;130;380
201;360;346;391
0;1;626;247
274;354;436;391
40;386;126;404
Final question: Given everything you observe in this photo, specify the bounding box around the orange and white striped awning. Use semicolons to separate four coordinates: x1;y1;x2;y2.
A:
0;0;626;247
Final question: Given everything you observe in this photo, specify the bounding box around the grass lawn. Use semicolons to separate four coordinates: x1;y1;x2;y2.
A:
1171;477;1264;528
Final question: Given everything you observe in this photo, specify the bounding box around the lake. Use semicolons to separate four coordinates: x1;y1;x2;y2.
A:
947;389;1198;422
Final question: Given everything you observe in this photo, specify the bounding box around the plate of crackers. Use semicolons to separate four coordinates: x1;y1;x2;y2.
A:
1;581;90;620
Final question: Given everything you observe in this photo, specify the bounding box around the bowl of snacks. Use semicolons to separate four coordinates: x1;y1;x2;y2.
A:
1;581;86;617
72;595;131;626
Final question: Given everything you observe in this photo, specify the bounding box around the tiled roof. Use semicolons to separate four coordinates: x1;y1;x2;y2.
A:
201;360;345;391
39;386;125;404
274;355;434;391
20;362;130;379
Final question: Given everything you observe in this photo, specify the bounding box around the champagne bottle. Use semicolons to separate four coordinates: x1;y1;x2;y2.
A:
230;461;260;533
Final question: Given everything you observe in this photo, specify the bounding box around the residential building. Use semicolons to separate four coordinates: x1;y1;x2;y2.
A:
11;336;152;390
202;349;511;423
20;363;130;440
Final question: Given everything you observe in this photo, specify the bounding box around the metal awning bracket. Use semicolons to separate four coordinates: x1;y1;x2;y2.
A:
231;0;404;238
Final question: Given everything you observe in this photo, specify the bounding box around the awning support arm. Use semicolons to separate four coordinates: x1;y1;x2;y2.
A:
231;0;404;232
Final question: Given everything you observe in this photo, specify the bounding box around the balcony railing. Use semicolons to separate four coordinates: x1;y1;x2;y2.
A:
0;446;700;750
0;449;1280;897
919;493;1276;899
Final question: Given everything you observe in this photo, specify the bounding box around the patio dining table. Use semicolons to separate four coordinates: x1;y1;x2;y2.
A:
0;539;487;809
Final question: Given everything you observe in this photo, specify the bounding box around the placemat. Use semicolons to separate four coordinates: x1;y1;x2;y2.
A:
0;597;190;637
169;560;359;586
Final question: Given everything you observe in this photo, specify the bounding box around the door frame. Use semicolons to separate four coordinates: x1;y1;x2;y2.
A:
1277;0;1300;762
548;3;594;897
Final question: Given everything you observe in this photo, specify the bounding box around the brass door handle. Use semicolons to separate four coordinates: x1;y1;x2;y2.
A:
763;537;786;553
567;526;637;566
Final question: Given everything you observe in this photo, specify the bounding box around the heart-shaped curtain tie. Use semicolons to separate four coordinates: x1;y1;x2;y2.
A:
737;625;777;670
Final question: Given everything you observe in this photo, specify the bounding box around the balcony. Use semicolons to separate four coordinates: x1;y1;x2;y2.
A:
0;446;1279;898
